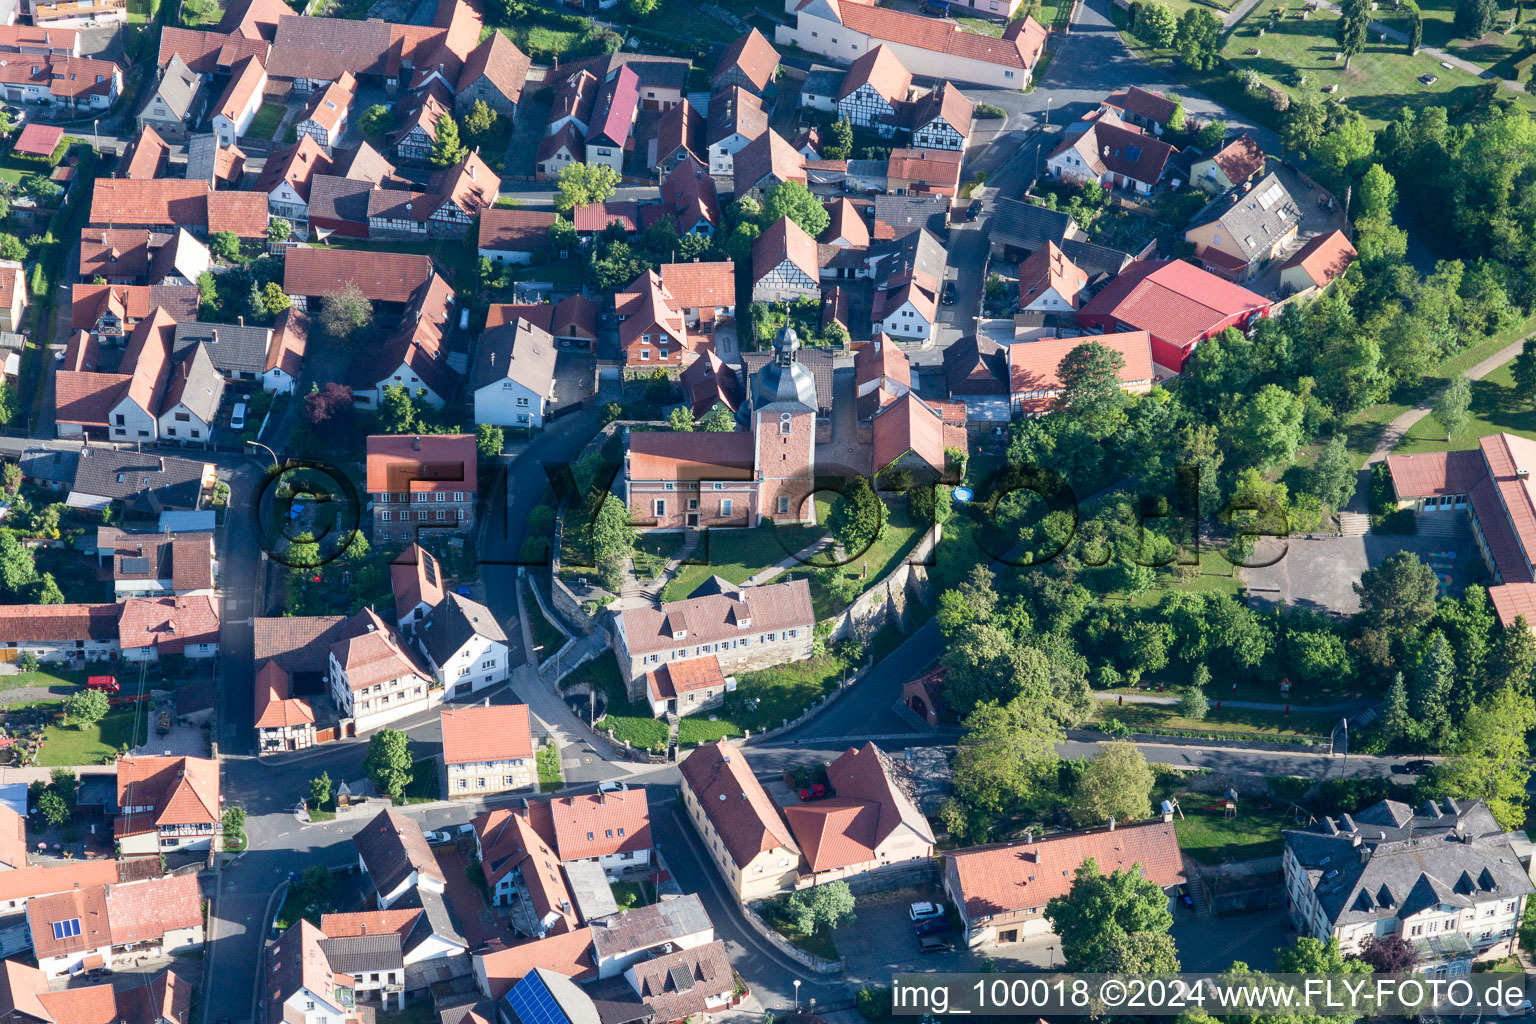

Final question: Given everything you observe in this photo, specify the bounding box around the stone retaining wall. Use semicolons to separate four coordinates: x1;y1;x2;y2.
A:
741;902;845;974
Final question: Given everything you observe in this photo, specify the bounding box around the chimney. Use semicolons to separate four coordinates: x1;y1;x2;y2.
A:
210;329;218;343
1359;844;1371;863
413;436;421;451
1107;816;1115;831
238;315;244;327
157;457;164;471
1340;813;1356;833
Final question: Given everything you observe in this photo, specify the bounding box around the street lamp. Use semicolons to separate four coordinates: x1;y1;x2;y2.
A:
92;119;98;154
793;980;801;1010
245;439;280;470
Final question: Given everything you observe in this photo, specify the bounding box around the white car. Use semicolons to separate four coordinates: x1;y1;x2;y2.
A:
230;402;246;430
423;829;454;844
909;901;944;922
598;781;627;795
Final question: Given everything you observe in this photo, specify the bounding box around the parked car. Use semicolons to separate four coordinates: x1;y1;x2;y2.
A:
423;829;455;844
914;916;948;936
231;402;246;430
86;676;119;694
1392;760;1434;775
1178;884;1193;908
965;199;982;221
599;781;628;795
918;935;955;953
942;281;958;306
909;901;944;922
1499;999;1533;1019
799;783;827;801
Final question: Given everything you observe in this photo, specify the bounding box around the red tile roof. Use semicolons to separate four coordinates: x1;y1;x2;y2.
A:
783;799;879;872
658;261;735;310
118;595;220;655
205;190;271;238
885;147;963;196
0;960;48;1022
253;661;314;729
115;755;220;831
1017;241;1087;308
213;54;265;123
298;70;355;135
753;215;818;286
948;820;1186;918
1478;433;1536;586
458;30;529;107
0;859;118;904
330;607;429;691
1103;86;1177;125
1209;133;1267;184
70;283;199;327
157;26;270;74
390;542;445;621
712;27;779;92
627;430;756;481
534;789;651;862
13;122;62;158
838;43;910;103
822;197;869;248
37;983;117;1024
283;246;434;302
872;391;952;474
733;128;805;196
29;874;202;958
645;654;728;702
473;808;577;934
1076;258;1267;350
1281;229;1357;289
854;334;909;390
589;63;639;148
619;579;814;657
572;200;638;233
473;928;595;1001
837;4;1044;69
1008;331;1153;414
479;209;557;253
319;908;421;938
679;741;797;868
440;704;533;765
1385;449;1486;500
0;806;24;871
255;134;331;202
365;433;477;493
1050;119;1174;187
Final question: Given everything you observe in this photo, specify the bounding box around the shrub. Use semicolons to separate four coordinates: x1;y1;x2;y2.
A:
857;986;892;1021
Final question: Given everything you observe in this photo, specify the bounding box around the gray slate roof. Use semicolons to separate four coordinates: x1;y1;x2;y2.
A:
19;446;80;486
161;342;225;424
1187;172;1301;262
990;197;1080;254
173;320;273;377
872;194;948;240
741;347;833;414
71;447;207;509
1285;798;1534;931
320;932;405;974
142;54;204;123
417;592;509;668
802;68;841;99
1059;237;1135;283
867;227;946;289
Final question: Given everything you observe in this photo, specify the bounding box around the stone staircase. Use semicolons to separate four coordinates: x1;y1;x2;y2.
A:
1338;512;1370;537
1187;876;1212;917
1415;512;1469;537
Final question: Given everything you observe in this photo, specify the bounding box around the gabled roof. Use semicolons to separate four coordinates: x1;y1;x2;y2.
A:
205;190;271;238
473;315;558;399
264;306;309;378
253;661;315;729
157;26;269;75
353;270;454;401
1017;240;1087;307
161;342;224;423
354;807;445;897
677;741;798;868
615;269;685;349
752;215;818;285
440;704;531;766
1076;258;1268;349
821;197;869;248
948;820;1186;917
659;156;721;231
908;82;972;140
588;64;639;148
419;591;509;665
871;391;961;473
253;613;347;671
297;70;356;135
473;807;578;933
626;940;732;1022
835;2;1044;69
1206;132;1266;184
705;84;766;149
172;319;273;378
1102;85;1177;125
943;335;1008;395
479;208;557;253
658;261;735;310
116;968;194;1024
0;959;47;1021
390;543;444;621
71;283;200;328
838;43;910;103
457;29;529;106
115;754;219;831
120;124;168;179
712;27;778;92
474;928;595;1001
680;349;742;418
990;196;1079;252
733;128;805;196
1008;331;1154;413
219;0;292;39
267;920;354;1024
534;789;651;863
653;97;704;167
213;54;265;123
627;430;755;481
283;245;433;302
1187;172;1300;262
1281;229;1357;289
330;607;431;691
1050;118;1175;186
69;444;209;509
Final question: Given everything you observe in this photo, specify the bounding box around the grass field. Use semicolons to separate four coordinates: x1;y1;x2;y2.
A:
537;745;562;790
38;708;149;767
246;103;287;142
677;715;740;745
525;579;568;661
1379;0;1533;79
660;522;827;603
580;651;669;752
1221;0;1499;128
1098;701;1334;740
720;650;856;734
1166;789;1301;864
1393;361;1536;453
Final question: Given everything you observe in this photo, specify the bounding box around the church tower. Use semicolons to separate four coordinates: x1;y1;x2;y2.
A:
752;326;818;526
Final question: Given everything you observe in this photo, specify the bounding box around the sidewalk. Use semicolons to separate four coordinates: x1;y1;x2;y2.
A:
1101;692;1374;714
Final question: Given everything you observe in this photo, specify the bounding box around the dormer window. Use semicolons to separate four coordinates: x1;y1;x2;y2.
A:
672;629;686;640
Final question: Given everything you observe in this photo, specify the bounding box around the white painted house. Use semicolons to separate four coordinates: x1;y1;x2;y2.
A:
210;56;266;146
472;316;558;431
416;593;510;699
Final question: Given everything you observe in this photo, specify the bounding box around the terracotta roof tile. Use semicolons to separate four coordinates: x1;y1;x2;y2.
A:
752;215;818;286
712;27;778;92
620;578;812;658
1017;240;1087;308
479;209;556;253
838;43;910;103
658;261;735;310
1008;331;1153;414
355;808;445;896
115;755;220;829
440;704;532;765
627;430;756;481
1077;258;1267;350
948;820;1186;918
0;859;118;904
457;30;529;106
473;928;594;1001
118;595;219;655
677;741;797;868
733;128;804;196
1210;133;1266;184
542;789;650;862
158;26;269;74
283;246;433;302
1281;229;1356;288
838;4;1044;69
365;433;476;493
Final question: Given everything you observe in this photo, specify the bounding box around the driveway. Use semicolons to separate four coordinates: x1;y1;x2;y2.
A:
834;893;983;986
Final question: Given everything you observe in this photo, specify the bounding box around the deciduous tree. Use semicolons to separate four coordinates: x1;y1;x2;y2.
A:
556;162;620;214
1071;741;1154;827
1511;340;1536;408
364;729;414;801
1431;686;1536;828
828;477;885;552
64;689;110;728
763;180;830;239
1045;857;1175;971
319;282;373;342
1431;373;1472;440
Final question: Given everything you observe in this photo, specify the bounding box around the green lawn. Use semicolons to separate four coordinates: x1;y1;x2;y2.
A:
1379;0;1532;79
633;534;682;582
1098;702;1335;741
954;15;1004;36
38;708;149;766
578;651;670;752
717;650;856;734
1166;790;1300;864
1393;361;1536;454
760;897;840;959
0;669;86;695
1220;0;1502;128
246;104;287;142
537;744;563;790
677;715;741;745
660;522;827;603
611;880;654;909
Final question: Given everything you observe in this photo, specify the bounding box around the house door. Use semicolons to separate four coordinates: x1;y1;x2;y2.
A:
686;513;700;527
998;929;1019;943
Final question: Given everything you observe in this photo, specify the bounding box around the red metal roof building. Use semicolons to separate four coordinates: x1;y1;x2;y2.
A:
1074;258;1270;374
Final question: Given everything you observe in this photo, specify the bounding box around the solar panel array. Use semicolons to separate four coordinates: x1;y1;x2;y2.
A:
51;918;81;940
506;970;568;1024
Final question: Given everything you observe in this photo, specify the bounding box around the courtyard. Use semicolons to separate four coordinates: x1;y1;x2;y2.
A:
1241;529;1479;617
